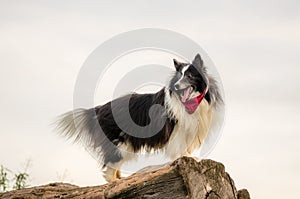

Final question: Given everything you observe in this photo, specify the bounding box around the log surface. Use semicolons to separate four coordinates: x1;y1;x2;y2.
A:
0;157;250;199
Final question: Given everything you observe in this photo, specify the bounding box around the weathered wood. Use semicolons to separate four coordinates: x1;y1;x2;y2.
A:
0;157;250;199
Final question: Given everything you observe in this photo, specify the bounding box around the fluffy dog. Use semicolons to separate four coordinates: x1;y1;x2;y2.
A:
56;54;223;182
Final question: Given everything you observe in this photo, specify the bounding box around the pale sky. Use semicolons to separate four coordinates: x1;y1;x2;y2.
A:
1;1;300;198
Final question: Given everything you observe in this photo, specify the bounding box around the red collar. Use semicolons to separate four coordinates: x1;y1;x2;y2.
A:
182;87;208;114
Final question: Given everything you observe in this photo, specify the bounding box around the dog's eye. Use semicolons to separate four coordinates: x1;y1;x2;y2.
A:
186;74;193;78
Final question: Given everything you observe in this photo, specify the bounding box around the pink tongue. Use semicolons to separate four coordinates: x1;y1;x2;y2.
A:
181;87;192;103
182;87;208;114
182;98;199;114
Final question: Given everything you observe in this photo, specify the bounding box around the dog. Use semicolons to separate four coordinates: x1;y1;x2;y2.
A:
56;53;223;182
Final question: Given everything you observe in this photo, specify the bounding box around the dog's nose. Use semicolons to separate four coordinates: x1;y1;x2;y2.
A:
174;84;180;90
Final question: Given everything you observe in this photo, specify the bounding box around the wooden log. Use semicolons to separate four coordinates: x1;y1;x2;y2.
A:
0;157;250;199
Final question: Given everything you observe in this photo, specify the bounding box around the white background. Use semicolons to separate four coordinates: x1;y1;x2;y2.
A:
0;1;299;198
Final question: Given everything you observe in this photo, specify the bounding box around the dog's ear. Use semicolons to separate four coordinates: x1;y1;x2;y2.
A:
173;58;182;71
192;53;203;68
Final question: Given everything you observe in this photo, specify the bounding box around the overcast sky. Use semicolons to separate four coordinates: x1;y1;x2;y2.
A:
1;1;300;198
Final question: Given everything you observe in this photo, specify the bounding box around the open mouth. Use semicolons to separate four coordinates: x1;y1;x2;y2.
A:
178;86;193;103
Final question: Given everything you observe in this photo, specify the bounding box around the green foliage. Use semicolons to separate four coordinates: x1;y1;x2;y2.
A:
0;160;30;193
0;165;9;192
13;172;29;190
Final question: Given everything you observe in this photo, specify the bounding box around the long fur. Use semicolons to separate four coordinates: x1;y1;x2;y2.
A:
56;53;223;182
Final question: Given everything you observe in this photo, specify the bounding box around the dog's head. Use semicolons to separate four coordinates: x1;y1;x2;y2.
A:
169;54;209;104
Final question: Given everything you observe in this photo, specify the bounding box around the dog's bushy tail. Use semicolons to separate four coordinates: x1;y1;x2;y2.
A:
55;108;122;165
56;109;94;143
55;108;104;162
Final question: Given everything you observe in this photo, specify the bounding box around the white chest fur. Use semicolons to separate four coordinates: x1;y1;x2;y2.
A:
164;90;213;160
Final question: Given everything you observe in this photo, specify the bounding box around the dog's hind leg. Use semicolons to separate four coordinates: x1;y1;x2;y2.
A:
102;167;120;182
101;142;137;182
116;169;122;179
102;160;124;182
101;151;124;182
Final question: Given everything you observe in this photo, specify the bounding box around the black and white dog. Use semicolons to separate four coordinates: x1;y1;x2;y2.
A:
57;54;223;182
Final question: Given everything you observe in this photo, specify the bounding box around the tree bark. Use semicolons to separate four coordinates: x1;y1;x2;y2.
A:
0;157;250;199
